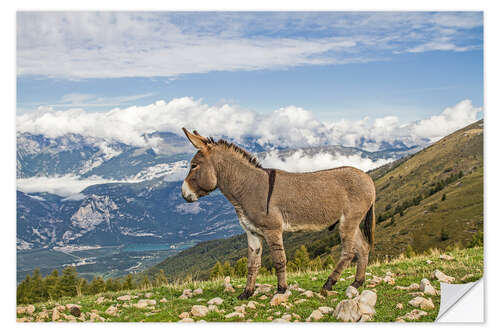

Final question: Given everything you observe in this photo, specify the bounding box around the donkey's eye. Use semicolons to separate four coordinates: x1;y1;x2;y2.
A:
191;164;198;170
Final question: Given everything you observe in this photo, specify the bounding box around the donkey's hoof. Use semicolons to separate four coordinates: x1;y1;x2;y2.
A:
350;279;365;289
276;285;288;294
237;289;253;300
322;277;336;291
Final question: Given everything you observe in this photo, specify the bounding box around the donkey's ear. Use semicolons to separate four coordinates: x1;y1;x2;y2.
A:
182;128;207;151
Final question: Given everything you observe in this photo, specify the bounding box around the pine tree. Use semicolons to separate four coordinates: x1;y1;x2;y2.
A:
210;261;224;280
222;261;234;277
89;276;106;294
30;268;46;303
44;269;61;300
405;244;416;258
17;275;31;304
293;245;311;271
123;274;135;290
309;256;323;271
58;266;78;297
287;261;297;272
154;269;168;287
234;257;248;277
140;276;151;290
105;277;118;292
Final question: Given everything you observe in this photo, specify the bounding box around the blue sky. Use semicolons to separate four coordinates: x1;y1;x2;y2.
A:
17;11;483;124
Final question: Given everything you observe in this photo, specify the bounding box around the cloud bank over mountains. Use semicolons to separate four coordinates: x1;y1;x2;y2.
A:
261;151;394;173
17;97;482;151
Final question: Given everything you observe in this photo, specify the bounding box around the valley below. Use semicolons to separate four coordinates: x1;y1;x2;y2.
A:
17;241;198;283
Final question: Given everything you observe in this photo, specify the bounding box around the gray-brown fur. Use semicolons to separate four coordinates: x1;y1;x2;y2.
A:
181;128;376;299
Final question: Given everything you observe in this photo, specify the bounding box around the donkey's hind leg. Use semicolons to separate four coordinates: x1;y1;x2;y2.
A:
351;230;370;288
321;238;356;293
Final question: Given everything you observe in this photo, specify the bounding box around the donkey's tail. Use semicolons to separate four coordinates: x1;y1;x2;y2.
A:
363;204;375;249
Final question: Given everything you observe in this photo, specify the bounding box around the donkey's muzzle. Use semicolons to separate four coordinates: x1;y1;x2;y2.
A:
182;180;198;202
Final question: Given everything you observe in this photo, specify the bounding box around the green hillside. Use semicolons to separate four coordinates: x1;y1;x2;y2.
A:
146;120;483;282
16;246;483;323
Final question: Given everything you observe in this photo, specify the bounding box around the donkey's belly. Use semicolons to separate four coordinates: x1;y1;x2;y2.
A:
282;212;344;233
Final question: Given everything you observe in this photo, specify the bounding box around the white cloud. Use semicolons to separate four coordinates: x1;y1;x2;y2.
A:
16;175;121;197
16;98;482;150
261;150;393;173
412;99;481;142
17;12;482;79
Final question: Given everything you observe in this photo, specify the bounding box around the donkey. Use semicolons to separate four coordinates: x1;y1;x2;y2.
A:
181;128;376;300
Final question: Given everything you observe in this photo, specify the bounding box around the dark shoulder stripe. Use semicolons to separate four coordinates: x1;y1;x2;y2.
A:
265;168;276;215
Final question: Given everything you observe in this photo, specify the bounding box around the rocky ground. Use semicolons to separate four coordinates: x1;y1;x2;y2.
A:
16;246;483;323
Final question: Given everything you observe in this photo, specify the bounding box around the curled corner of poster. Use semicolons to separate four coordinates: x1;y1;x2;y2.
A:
436;278;484;323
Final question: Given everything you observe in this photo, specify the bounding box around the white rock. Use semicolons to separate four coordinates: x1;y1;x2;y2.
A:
318;306;334;314
409;297;434;310
193;288;203;295
397;309;428;321
246;301;258;309
178;312;190;319
302;290;314;298
234;305;246;313
273;318;289;323
345;286;359;299
383;275;396;285
52;308;60;321
191;305;209;317
270;293;289;306
225;312;244;319
439;254;454;261
134;299;154;309
420;278;438;296
307;310;323;321
396;303;403;310
144;292;153;298
359;290;377;308
334;299;361;322
426;260;433;265
281;314;292;321
432;270;455;283
105;306;118;316
26;305;35;315
117;295;131;301
179;317;194;322
335;290;377;322
207;297;224;305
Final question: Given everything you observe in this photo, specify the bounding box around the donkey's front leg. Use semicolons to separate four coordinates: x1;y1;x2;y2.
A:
264;231;288;293
238;231;263;300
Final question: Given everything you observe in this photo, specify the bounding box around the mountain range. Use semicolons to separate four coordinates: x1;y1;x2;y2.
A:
16;129;427;281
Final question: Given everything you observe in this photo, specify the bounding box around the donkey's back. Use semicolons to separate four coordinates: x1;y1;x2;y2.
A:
271;166;376;233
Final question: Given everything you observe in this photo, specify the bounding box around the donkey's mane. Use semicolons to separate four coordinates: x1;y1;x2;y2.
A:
203;137;262;169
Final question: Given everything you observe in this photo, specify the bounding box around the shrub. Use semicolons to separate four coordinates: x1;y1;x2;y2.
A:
467;231;483;248
440;228;450;241
405;244;416;258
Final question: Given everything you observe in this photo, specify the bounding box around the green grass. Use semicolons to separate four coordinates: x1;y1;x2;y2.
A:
17;246;483;323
